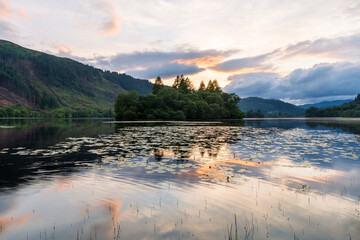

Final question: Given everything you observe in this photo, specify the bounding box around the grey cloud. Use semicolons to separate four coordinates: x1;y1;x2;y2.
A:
225;62;360;103
279;62;360;99
281;34;360;61
101;49;238;71
54;48;228;79
225;72;280;97
127;63;204;79
210;53;273;72
213;33;360;73
0;20;18;40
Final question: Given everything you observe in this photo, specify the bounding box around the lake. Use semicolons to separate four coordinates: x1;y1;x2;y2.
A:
0;118;359;240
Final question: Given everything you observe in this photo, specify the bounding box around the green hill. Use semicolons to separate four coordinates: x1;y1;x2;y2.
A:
306;94;360;117
0;40;152;116
299;99;352;109
238;97;305;117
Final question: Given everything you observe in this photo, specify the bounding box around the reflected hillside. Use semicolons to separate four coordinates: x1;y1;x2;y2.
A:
0;119;114;149
244;118;360;135
305;118;360;135
0;119;115;189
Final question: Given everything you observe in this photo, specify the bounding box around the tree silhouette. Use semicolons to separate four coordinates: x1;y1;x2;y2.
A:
152;76;164;94
199;80;206;91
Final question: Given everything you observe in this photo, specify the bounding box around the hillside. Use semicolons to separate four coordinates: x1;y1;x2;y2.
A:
299;99;352;109
0;40;152;116
306;94;360;117
238;97;305;116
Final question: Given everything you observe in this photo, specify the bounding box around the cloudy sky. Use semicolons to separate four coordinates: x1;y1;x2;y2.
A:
1;0;360;104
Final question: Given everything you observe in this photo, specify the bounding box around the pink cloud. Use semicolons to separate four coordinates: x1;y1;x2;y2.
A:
96;1;120;37
0;0;12;18
17;9;31;21
99;13;120;37
0;0;31;20
54;44;72;54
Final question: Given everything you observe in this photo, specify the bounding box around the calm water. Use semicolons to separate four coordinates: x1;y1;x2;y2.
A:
0;118;359;240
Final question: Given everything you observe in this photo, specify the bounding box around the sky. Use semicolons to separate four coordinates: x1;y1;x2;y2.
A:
0;0;360;104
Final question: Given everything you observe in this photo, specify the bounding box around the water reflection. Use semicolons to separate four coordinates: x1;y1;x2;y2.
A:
0;118;115;149
0;119;359;239
0;119;114;189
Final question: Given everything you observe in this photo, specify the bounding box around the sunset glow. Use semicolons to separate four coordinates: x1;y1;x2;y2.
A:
1;0;359;103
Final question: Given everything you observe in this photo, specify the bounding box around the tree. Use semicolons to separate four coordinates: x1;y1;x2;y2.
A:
206;80;214;91
172;75;194;93
178;76;194;93
152;76;164;94
206;80;221;92
212;80;221;93
114;91;139;120
246;109;264;118
40;92;58;109
305;107;319;117
199;80;206;91
173;75;181;88
355;94;360;102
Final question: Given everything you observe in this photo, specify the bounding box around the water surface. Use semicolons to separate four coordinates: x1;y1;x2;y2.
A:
0;118;359;240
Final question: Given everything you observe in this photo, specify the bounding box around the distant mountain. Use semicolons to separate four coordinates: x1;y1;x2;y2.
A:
306;94;360;117
0;40;152;114
299;99;352;109
238;97;305;116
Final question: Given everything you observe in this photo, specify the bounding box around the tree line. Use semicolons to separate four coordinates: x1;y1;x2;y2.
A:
245;109;265;118
114;75;244;120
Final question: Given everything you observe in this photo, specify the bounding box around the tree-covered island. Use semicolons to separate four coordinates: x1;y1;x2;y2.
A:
114;75;245;120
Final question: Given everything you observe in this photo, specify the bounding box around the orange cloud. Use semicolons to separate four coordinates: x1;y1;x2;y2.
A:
173;55;225;68
215;67;271;75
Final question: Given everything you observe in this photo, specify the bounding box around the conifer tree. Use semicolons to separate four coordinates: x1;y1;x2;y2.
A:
173;75;181;88
199;80;206;91
206;80;214;91
152;76;164;94
212;79;221;92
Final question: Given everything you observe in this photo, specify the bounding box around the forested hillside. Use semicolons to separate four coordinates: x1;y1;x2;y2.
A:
238;97;305;116
299;99;352;109
0;40;152;117
306;94;360;117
